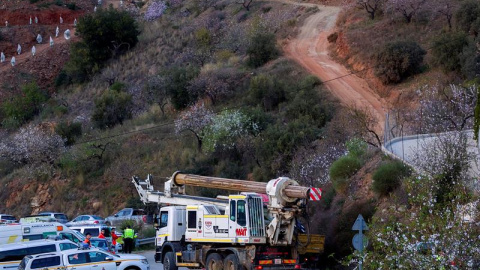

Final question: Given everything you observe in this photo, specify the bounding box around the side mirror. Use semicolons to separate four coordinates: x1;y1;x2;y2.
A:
105;256;114;261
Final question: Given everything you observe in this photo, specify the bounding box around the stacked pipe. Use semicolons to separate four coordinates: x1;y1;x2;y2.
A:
172;172;310;199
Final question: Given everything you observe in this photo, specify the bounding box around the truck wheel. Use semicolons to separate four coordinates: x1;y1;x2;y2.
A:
206;253;224;270
164;251;178;270
223;254;244;270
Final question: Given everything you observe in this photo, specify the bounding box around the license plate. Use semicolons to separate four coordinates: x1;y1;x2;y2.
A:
274;259;282;264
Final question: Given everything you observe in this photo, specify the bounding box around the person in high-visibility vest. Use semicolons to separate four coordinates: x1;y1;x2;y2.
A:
123;225;135;254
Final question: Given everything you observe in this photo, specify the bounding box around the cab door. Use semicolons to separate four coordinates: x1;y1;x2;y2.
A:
87;251;117;270
228;199;248;239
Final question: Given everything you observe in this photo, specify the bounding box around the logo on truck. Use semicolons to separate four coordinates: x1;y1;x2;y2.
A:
236;227;247;236
205;221;212;230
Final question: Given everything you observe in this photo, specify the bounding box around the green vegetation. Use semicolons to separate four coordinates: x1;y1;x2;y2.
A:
375;41;426;84
247;32;279;67
55;122;82;146
431;32;469;72
1;82;47;129
455;0;480;36
92;83;133;129
372;160;411;196
65;8;139;83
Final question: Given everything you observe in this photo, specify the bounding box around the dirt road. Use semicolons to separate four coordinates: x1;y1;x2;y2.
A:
281;1;386;134
0;27;77;73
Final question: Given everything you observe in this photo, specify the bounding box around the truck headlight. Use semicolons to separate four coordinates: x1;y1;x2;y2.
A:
141;259;149;265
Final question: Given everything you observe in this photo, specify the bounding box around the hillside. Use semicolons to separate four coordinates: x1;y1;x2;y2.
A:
0;0;479;268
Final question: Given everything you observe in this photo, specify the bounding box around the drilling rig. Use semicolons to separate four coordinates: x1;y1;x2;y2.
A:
132;172;324;270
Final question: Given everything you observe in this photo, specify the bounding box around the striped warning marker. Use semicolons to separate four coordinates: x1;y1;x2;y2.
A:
309;188;322;201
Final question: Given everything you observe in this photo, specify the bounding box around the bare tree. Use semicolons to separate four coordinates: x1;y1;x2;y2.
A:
145;76;169;116
188;67;243;105
386;0;427;23
345;106;382;147
237;0;253;11
357;0;385;20
434;0;456;29
174;102;214;151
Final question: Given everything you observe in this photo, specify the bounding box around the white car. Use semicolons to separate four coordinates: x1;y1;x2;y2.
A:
66;215;106;227
18;248;149;270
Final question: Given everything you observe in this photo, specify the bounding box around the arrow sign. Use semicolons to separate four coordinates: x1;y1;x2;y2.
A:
352;214;368;231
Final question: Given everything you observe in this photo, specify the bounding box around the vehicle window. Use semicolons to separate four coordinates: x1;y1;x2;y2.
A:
23;234;43;241
55;214;68;220
103;228;111;237
187;211;196;229
68;253;88;264
71;230;86;242
2;215;16;221
237;200;246;226
73;229;81;232
91;240;107;248
84;228;100;237
30;256;61;269
93;215;103;220
230;200;236;221
28;244;56;255
19;256;30;270
88;251;109;263
60;232;75;242
133;210;143;215
117;210;126;217
60;243;78;251
160;211;168;228
0;249;27;262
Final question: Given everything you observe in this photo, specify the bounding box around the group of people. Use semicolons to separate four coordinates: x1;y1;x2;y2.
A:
82;225;136;254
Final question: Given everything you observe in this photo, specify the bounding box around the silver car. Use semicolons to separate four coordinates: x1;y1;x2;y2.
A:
66;215;105;227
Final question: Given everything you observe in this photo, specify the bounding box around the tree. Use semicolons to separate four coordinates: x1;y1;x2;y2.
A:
145;76;169;116
188;67;243;105
55;121;82;146
163;66;199;110
456;0;480;36
67;7;140;82
0;124;65;165
431;31;468;72
203;110;259;153
432;0;456;29
91;84;133;129
345;106;382;147
247;32;279;68
174;102;214;151
1;82;48;128
375;40;425;84
386;0;427;23
238;0;253;11
357;0;384;20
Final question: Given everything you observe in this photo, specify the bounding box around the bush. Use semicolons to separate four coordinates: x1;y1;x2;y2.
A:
1;82;48;128
66;3;77;10
163;66;199;110
92;85;133;129
372;160;411;196
456;1;480;36
431;31;469;72
375;41;426;84
248;74;286;111
247;32;279;68
66;7;139;82
55;122;82;146
329;156;362;184
460;41;480;80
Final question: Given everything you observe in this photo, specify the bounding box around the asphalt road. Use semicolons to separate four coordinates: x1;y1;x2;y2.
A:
137;250;189;270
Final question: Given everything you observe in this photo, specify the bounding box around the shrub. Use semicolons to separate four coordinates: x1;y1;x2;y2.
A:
372;160;411;196
345;138;367;159
67;7;139;82
460;41;480;80
431;31;469;72
163;66;199;110
1;82;48;128
144;1;167;21
247;32;279;68
329;156;362;183
55;122;82;146
456;1;480;36
375;41;426;84
91;86;133;129
66;3;77;10
248;74;286;111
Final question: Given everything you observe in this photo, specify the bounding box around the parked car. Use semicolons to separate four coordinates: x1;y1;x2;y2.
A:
18;248;149;270
90;237;113;253
105;208;147;226
66;215;105;227
0;214;17;224
0;239;79;270
36;212;69;224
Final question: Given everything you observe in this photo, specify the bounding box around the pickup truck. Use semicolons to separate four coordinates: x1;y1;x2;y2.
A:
18;248;149;270
105;208;147;226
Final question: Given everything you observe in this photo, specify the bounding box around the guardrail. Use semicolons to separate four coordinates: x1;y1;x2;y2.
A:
136;237;155;245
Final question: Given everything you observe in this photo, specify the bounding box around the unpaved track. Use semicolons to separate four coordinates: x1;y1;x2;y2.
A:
0;27;77;73
276;0;386;134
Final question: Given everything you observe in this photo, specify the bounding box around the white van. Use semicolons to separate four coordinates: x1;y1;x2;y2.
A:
0;222;85;245
0;239;79;270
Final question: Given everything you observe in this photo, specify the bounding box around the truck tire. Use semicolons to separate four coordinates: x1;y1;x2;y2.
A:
223;254;245;270
164;251;178;270
206;253;224;270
